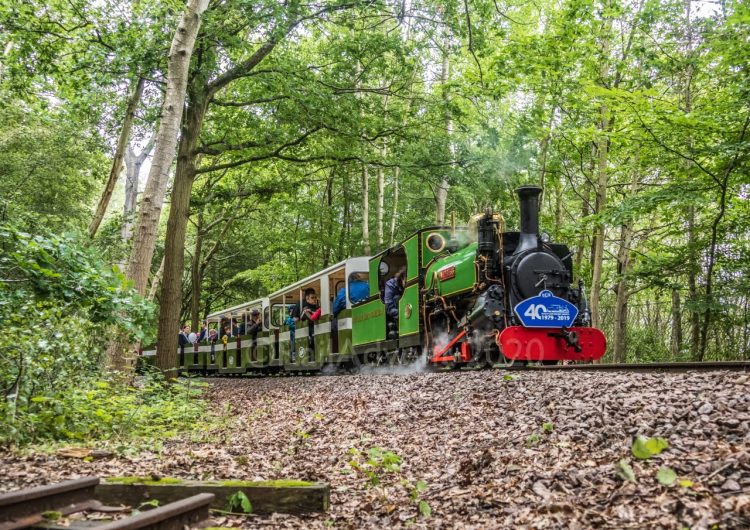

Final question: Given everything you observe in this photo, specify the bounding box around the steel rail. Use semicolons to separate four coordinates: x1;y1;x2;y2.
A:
0;477;99;530
95;493;214;530
0;478;214;530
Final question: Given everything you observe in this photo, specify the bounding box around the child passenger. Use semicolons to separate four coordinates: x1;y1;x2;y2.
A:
300;288;321;356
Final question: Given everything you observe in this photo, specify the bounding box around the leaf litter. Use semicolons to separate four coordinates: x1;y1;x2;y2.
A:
1;369;749;529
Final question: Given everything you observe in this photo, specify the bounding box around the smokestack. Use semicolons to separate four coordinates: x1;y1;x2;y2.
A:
515;185;542;252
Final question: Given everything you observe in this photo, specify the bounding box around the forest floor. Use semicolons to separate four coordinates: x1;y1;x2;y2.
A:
2;369;749;529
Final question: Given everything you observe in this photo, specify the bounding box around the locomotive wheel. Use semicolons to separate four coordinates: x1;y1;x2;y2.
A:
541;360;558;366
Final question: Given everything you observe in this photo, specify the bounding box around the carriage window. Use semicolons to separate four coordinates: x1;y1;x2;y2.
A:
263;307;270;329
270;304;291;327
377;247;407;299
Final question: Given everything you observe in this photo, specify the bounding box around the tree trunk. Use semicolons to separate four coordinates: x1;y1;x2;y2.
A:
322;172;333;267
190;212;204;331
122;135;155;242
156;96;209;377
148;255;166;303
362;163;370;255
671;287;683;357
612;161;639;362
682;0;701;360
107;0;209;372
589;7;613;331
376;160;385;249
436;45;451;225
389;165;400;246
337;170;349;260
125;0;209;297
612;209;634;361
89;77;144;239
538;108;555;190
589;111;609;330
574;177;592;274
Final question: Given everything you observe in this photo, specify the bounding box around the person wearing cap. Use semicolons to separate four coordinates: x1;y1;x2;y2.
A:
247;309;262;361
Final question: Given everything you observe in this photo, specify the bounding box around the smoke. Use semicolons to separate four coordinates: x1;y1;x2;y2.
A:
355;349;430;376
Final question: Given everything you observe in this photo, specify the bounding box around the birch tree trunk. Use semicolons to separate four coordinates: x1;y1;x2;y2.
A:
589;6;613;331
126;0;209;296
362;163;371;255
122;136;155;242
88;77;144;239
376;160;385;248
389;165;400;246
435;46;451;225
106;0;209;371
148;256;165;303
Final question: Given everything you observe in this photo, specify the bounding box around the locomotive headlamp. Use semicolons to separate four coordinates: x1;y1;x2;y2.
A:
541;232;551;244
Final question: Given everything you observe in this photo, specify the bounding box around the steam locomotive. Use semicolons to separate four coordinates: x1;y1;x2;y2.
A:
147;184;606;375
421;185;606;366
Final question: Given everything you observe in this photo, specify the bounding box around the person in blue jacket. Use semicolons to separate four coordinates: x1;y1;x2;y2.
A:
333;273;369;317
384;268;406;320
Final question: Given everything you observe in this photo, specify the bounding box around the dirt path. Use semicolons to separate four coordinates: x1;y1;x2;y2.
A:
2;370;749;528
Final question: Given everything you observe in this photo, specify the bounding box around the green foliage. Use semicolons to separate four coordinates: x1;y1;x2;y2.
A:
1;368;211;446
631;436;669;460
0;98;108;232
227;490;253;514
656;467;677;486
0;226;158;446
347;446;402;487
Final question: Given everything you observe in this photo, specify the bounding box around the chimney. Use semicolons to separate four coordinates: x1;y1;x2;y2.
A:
515;185;542;252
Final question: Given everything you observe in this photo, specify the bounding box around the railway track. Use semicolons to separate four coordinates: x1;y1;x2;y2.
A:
0;477;213;530
176;359;750;378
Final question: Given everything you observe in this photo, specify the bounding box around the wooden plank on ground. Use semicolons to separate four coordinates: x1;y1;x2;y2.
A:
95;479;329;515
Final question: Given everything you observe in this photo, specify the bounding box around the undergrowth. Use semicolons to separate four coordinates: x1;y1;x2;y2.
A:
1;368;223;449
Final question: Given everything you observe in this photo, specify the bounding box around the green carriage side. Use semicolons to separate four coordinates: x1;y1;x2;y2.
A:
266;257;370;372
351;227;472;360
205;298;267;375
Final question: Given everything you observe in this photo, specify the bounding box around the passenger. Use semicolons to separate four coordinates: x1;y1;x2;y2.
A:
237;318;246;336
384;267;406;320
300;288;322;322
300;288;321;355
285;306;297;362
333;273;369;317
221;324;232;342
207;327;218;364
178;324;190;365
197;321;208;343
247;309;262;361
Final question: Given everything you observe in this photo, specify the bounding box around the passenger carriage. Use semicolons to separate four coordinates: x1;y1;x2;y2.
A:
267;257;369;372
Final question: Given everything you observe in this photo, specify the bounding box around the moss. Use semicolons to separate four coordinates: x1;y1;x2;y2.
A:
215;479;316;488
105;476;183;485
41;511;62;521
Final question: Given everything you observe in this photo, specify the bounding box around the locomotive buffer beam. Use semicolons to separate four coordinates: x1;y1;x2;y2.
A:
547;328;582;352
